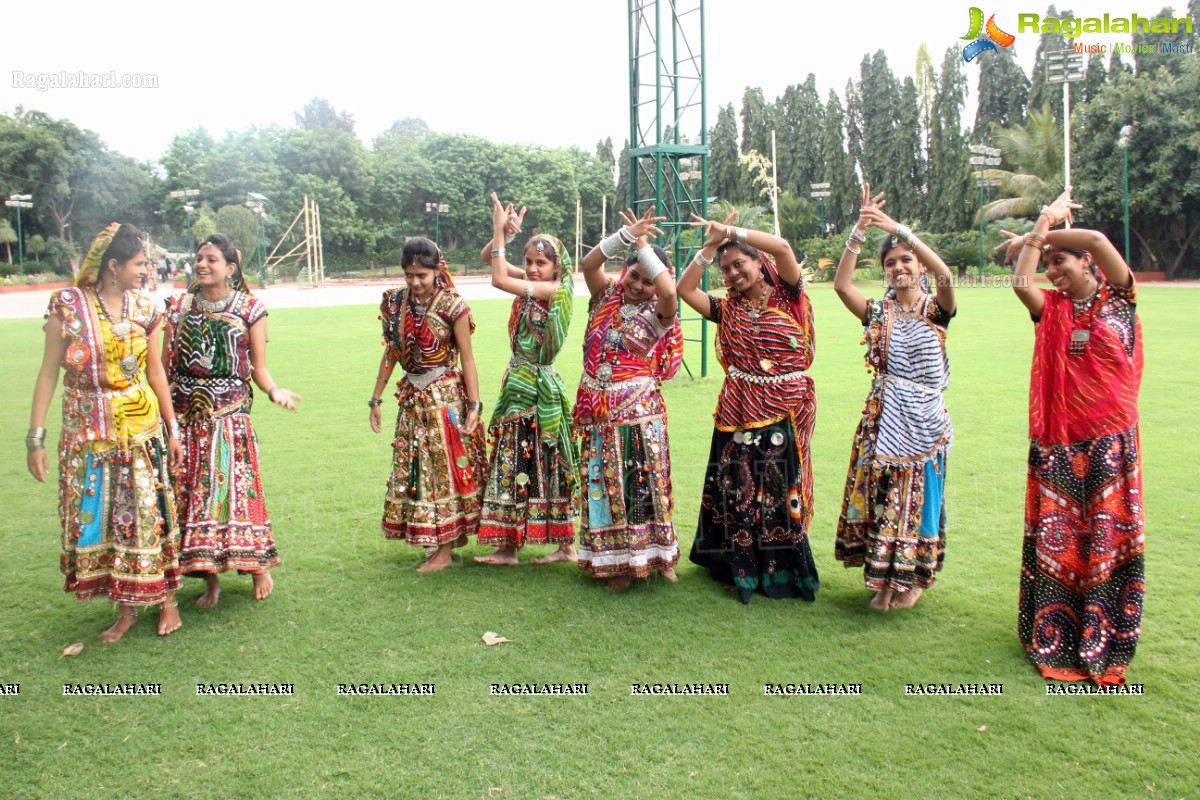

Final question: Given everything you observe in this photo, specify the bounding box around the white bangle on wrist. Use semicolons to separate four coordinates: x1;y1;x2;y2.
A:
635;245;667;280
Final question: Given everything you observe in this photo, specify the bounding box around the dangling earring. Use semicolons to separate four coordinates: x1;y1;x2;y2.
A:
225;274;234;288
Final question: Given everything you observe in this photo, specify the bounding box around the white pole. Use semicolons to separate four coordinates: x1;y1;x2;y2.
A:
601;194;607;238
771;129;781;237
575;196;582;270
1063;81;1072;227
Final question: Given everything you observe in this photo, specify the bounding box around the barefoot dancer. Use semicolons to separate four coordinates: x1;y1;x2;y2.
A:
1001;189;1145;686
371;237;488;572
474;194;578;565
163;234;298;607
832;185;956;611
575;209;683;590
678;213;820;603
27;223;184;641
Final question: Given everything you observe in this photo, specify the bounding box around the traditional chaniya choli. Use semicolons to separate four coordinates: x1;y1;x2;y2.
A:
1019;277;1144;686
379;286;488;545
166;291;280;574
689;266;820;603
48;286;181;605
574;279;684;579
478;266;578;548
835;295;954;593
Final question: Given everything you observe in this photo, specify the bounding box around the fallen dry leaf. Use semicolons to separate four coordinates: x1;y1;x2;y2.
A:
482;631;511;646
62;642;84;657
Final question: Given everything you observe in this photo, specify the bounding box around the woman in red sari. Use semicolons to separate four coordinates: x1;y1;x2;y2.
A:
1006;189;1144;685
678;213;819;603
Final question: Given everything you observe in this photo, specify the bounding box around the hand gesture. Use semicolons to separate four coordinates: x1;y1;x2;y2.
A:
857;182;895;233
1039;188;1082;227
461;407;480;435
491;192;524;237
618;207;666;250
994;229;1026;265
369;404;383;433
689;209;738;250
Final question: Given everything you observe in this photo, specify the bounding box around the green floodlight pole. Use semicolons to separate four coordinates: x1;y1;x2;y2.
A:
169;188;200;265
810;183;830;236
247;192;270;287
968;145;1001;279
1118;125;1133;265
426;202;448;249
6;193;33;274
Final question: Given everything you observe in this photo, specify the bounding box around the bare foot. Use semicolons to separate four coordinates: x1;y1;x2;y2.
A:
869;587;893;611
157;599;182;637
606;575;632;591
100;606;139;643
889;588;923;609
196;573;221;608
660;566;679;583
252;572;274;601
531;544;578;564
426;532;469;561
474;546;519;566
417;544;453;573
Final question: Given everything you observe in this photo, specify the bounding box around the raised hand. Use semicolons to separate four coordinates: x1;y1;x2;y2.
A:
995;229;1026;265
857;182;894;233
621;207;667;249
689;209;738;249
1040;187;1082;228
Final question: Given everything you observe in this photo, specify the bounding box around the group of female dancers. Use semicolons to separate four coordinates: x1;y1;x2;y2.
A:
27;226;296;642
27;182;1145;686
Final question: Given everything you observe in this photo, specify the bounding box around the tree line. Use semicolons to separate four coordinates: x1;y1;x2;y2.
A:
1;4;1197;279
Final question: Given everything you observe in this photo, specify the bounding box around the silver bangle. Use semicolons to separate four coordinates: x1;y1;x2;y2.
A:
732;227;749;243
895;224;916;247
523;282;532;299
168;419;182;440
845;240;862;255
490;247;504;259
368;397;383;408
599;230;630;259
504;232;516;245
617;225;636;246
849;228;867;243
635;245;668;280
693;250;714;269
25;426;47;452
467;400;484;415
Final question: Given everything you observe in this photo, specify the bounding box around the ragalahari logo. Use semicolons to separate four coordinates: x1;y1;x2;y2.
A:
962;7;1016;62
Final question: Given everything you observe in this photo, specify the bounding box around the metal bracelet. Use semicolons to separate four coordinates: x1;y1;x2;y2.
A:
368;397;383;408
490;247;504;259
693;251;714;269
467;400;484;415
599;230;630;259
845;240;862;255
848;228;867;243
168;419;182;440
635;245;668;280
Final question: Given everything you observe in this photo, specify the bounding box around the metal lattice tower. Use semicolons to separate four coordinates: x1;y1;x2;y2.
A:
628;0;709;377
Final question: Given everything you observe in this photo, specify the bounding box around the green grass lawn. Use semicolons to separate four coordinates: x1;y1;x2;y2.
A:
1;283;1196;799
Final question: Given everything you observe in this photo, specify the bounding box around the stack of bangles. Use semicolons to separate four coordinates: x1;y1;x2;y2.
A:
894;223;919;248
25;426;46;452
597;227;669;280
845;227;867;254
1024;232;1047;250
167;419;182;440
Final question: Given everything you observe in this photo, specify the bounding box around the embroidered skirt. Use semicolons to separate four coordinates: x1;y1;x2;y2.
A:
382;371;488;546
59;432;182;605
689;416;819;603
177;414;280;574
576;382;677;579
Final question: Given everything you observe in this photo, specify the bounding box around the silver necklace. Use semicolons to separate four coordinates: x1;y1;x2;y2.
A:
196;290;234;314
1071;283;1099;315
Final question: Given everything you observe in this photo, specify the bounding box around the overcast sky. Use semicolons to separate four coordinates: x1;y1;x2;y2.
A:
1;0;1172;164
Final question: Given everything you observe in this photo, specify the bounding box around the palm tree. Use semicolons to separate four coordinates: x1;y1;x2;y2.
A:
0;219;16;264
978;103;1063;222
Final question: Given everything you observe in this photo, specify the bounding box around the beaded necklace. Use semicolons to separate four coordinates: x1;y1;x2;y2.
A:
596;298;653;382
1068;280;1101;356
93;287;139;380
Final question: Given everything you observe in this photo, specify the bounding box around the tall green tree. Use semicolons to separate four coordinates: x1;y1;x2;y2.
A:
857;51;900;192
927;47;973;232
974;45;1030;141
774;76;824;199
739;87;772;156
892;77;926;223
1073;58;1200;278
1133;6;1187;77
1026;5;1071;122
1082;52;1107;102
821;90;857;233
708;105;741;204
294;97;355;133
